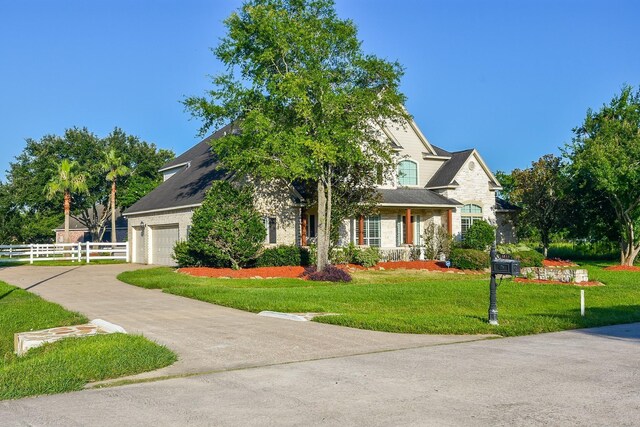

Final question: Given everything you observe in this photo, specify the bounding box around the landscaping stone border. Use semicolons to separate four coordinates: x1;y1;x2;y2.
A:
521;267;589;283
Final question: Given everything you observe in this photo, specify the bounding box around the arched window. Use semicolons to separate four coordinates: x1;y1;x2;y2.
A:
461;204;483;235
398;160;418;186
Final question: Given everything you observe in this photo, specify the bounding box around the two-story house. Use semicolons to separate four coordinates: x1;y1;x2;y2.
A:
124;119;510;265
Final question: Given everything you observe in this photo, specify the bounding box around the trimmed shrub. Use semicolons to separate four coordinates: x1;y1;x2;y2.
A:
510;250;544;267
462;220;495;251
450;248;490;270
175;181;265;269
173;241;202;267
256;245;311;267
422;221;452;260
353;247;380;268
303;265;352;282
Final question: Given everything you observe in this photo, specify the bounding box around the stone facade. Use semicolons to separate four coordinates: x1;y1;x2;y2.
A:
437;152;498;239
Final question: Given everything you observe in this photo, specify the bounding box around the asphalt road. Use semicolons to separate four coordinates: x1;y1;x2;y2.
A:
1;323;639;426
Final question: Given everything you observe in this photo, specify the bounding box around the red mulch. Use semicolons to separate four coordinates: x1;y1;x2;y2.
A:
514;277;603;287
603;265;640;272
178;260;468;279
543;259;577;267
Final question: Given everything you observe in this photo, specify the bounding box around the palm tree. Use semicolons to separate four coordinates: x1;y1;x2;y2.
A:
45;159;88;243
101;148;130;243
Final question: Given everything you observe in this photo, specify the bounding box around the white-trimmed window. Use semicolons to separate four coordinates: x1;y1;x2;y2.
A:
397;160;418;186
263;217;277;244
354;215;381;247
461;204;483;235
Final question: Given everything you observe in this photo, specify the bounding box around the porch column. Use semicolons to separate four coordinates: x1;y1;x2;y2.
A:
405;208;412;245
301;208;307;246
447;209;453;236
358;215;364;245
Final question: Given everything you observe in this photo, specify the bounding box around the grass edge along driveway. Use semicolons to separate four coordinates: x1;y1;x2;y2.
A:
118;263;640;337
0;281;176;401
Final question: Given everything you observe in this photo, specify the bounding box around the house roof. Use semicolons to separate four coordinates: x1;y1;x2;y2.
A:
425;149;475;188
158;123;236;172
124;149;228;215
430;144;452;157
54;207;127;231
378;188;461;207
495;196;520;211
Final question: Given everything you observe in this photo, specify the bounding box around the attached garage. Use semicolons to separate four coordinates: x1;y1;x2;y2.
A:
150;224;180;266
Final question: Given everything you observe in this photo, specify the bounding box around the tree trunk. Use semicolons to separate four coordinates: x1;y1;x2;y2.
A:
63;190;71;243
316;177;330;271
111;180;117;243
543;246;548;258
619;220;639;266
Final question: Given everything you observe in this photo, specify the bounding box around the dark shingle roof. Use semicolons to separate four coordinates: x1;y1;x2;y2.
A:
495;196;520;211
378;188;461;207
124;150;228;214
426;149;474;188
430;144;452;157
159;123;236;171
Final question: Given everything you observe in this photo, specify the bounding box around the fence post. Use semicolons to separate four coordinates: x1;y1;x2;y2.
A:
77;243;81;263
29;244;34;264
125;242;130;263
86;242;90;263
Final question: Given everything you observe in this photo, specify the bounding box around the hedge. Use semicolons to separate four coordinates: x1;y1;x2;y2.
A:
450;248;490;270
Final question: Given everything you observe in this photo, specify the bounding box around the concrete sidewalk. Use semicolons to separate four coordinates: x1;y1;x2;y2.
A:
1;322;638;426
0;264;490;379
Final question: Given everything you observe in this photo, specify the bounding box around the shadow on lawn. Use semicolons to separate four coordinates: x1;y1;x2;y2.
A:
528;306;640;341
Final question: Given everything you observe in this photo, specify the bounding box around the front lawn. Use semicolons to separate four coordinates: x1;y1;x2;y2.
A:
118;263;640;337
0;281;176;400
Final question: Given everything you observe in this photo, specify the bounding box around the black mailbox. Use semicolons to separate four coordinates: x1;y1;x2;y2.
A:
491;256;520;276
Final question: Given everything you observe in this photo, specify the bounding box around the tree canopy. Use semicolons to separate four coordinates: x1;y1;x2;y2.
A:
510;154;567;257
566;85;640;265
0;127;174;243
184;0;408;270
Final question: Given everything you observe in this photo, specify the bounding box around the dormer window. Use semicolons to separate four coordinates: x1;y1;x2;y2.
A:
398;160;418;186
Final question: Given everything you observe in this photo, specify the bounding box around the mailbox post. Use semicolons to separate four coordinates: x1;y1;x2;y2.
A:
488;242;521;326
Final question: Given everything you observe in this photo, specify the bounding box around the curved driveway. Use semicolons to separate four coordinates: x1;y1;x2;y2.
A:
0;264;489;380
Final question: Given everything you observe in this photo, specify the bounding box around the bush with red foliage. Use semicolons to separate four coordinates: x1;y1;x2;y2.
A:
303;265;352;282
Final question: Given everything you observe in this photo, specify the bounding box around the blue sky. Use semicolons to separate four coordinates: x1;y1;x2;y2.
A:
1;0;639;181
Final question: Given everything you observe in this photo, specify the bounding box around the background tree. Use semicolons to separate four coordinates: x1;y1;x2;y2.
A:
45;159;88;243
0;127;173;243
184;0;408;271
495;170;515;203
101;148;130;243
510;154;566;257
566;85;640;265
177;181;266;269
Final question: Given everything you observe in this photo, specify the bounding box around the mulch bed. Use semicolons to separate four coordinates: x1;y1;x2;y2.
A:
542;259;577;267
603;265;640;272
514;277;603;287
178;260;469;279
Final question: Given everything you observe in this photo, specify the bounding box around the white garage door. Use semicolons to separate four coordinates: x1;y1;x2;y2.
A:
152;225;180;266
133;226;146;263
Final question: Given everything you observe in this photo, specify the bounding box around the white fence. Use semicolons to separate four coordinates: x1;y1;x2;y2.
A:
0;242;129;264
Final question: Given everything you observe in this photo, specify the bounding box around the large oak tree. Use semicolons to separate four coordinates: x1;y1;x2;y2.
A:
185;0;408;270
567;85;640;265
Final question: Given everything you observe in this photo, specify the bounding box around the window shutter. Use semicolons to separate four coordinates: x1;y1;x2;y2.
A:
396;215;402;247
268;218;277;244
416;215;421;245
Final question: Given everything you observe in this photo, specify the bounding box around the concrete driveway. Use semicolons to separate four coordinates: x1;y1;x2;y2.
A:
0;264;489;380
1;322;638;426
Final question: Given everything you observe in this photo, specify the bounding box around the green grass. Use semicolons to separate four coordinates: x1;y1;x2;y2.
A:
119;264;640;337
0;281;176;400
